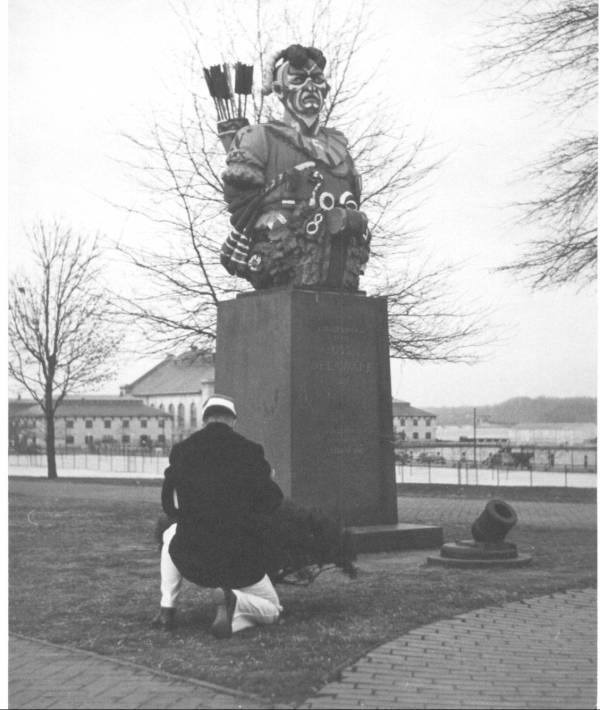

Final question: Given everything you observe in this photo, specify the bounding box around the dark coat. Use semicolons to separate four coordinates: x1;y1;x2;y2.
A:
161;422;283;589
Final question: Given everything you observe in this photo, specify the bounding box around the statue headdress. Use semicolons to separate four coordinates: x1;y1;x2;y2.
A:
262;45;327;95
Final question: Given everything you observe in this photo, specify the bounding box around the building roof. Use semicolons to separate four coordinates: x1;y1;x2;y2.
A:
9;397;170;419
123;348;215;396
8;398;36;417
392;400;436;418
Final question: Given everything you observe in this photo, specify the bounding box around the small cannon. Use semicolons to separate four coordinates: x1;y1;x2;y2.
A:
471;499;518;543
427;499;532;567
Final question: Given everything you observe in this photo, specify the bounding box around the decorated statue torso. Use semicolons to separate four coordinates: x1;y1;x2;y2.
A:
228;121;358;193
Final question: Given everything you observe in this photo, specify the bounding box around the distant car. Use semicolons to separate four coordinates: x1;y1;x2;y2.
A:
395;452;413;464
24;444;44;454
416;453;446;464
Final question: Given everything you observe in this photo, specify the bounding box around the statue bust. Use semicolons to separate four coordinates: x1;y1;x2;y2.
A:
218;45;370;291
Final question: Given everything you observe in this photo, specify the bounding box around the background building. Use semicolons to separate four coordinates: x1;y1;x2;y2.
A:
9;396;172;452
392;400;437;442
121;348;215;441
9;397;38;451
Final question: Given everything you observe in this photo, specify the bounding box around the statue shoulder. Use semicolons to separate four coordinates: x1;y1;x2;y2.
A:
225;123;272;181
227;120;293;165
229;123;270;153
320;126;349;146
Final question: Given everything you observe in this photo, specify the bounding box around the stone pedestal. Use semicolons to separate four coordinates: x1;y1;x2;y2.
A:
216;286;442;550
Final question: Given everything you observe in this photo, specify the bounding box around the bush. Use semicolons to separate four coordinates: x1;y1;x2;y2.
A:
259;500;357;584
154;500;357;585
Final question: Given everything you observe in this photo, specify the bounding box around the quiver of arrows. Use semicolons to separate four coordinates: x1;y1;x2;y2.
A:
203;62;254;151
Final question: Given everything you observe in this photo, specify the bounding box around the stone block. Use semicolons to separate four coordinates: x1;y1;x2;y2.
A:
215;287;398;527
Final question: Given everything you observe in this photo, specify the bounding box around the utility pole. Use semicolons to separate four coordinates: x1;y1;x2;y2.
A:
473;407;478;474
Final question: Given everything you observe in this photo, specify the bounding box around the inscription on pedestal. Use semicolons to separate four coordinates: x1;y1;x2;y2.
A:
290;290;397;526
216;288;397;527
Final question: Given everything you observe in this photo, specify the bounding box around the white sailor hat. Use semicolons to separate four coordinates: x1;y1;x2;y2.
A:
202;394;237;420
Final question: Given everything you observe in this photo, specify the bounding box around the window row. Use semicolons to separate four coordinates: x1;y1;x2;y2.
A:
398;418;433;427
397;432;432;440
65;434;166;445
66;419;161;429
158;402;198;429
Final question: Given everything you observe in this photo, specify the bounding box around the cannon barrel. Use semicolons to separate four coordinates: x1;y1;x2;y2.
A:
471;499;517;543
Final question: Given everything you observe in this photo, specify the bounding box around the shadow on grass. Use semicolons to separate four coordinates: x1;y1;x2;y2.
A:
9;489;597;706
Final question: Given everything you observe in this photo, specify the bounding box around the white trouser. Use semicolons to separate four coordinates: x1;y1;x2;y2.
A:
160;523;282;633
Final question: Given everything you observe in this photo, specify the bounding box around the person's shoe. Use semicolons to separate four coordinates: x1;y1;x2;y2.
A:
210;588;236;639
151;607;176;631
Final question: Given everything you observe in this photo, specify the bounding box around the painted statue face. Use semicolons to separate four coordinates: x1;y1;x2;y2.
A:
274;59;329;131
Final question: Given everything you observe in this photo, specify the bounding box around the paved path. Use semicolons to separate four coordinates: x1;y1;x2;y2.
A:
300;588;597;709
9;635;276;709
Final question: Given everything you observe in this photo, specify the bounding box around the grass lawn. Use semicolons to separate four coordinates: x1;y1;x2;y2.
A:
9;484;596;706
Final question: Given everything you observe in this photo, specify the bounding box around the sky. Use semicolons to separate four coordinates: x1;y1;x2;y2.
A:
7;0;598;408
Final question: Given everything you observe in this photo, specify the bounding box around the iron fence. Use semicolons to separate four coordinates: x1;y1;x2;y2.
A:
8;454;597;488
9;451;169;476
395;462;596;488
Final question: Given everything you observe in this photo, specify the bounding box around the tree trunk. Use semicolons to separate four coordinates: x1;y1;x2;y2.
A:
44;395;58;480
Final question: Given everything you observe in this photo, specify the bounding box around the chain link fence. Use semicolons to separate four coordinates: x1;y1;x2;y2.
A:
9;452;169;476
395;462;596;488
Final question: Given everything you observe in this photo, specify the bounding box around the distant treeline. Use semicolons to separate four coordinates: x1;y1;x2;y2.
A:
428;397;597;426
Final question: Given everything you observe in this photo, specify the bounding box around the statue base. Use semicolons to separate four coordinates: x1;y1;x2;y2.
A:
346;523;443;554
427;539;531;568
426;553;532;568
215;286;442;552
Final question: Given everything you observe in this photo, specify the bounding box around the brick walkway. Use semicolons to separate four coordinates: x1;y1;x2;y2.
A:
9;635;276;709
300;588;597;709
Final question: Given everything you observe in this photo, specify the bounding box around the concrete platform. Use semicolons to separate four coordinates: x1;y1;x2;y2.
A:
426;552;533;568
345;522;443;553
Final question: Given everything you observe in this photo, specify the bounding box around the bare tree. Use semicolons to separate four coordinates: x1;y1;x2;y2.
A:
476;0;597;288
9;222;121;478
115;0;487;360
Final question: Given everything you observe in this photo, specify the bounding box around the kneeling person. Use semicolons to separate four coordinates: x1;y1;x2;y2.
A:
152;394;284;637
